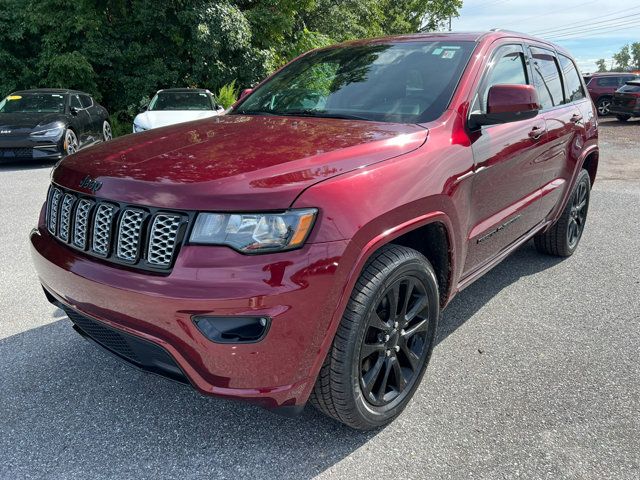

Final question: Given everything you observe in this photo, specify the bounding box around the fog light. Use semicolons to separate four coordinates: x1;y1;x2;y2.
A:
193;316;270;344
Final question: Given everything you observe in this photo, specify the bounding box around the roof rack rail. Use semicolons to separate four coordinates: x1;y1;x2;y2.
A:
489;28;528;35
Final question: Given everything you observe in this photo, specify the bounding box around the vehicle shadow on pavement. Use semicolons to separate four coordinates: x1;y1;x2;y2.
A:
0;320;375;479
437;241;564;345
0;242;562;479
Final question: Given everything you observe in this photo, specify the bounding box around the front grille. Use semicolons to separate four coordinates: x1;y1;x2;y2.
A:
0;147;33;159
148;214;182;267
58;194;76;242
45;184;189;271
117;209;145;262
92;203;116;256
73;199;93;249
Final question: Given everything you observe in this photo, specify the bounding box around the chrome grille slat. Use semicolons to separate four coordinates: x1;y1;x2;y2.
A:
92;203;116;256
73;199;94;249
46;185;185;270
47;188;63;235
117;209;145;262
147;214;181;267
58;194;76;242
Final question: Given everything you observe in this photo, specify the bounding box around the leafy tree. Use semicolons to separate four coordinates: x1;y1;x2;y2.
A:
0;0;463;136
595;59;607;73
631;42;640;69
612;44;631;71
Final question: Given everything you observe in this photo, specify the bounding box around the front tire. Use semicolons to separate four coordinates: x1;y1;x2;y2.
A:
102;120;112;141
534;169;591;257
310;245;439;430
64;129;79;156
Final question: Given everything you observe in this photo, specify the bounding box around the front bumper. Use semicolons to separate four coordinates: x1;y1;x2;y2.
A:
30;223;348;409
0;136;64;162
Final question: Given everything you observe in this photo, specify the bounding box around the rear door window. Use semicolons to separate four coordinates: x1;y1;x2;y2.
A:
558;54;585;103
530;47;564;109
472;44;529;114
596;77;619;87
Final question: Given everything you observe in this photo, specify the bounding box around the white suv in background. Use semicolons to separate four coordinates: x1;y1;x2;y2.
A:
132;88;225;132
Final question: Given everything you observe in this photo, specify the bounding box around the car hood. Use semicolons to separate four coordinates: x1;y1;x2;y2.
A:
0;112;68;135
53;115;428;210
135;110;222;129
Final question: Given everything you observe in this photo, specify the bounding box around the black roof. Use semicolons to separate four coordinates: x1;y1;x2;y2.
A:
10;88;88;95
157;88;210;93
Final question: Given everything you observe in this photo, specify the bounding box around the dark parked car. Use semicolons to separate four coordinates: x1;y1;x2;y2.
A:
0;89;111;162
610;80;640;121
31;31;598;430
585;72;640;116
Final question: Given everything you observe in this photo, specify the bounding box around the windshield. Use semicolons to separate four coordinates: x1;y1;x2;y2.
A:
0;93;66;114
149;92;213;111
234;41;475;123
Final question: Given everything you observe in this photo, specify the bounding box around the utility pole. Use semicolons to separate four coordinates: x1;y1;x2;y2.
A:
448;16;452;31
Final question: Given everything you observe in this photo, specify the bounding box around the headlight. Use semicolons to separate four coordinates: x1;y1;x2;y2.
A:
190;209;317;253
30;123;65;138
133;122;147;133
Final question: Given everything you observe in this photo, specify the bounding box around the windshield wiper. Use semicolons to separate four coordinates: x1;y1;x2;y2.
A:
235;109;279;116
277;110;372;121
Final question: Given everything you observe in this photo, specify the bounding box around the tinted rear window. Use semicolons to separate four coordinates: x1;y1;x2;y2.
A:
530;47;564;109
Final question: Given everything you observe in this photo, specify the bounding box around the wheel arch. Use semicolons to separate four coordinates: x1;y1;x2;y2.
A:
581;148;599;186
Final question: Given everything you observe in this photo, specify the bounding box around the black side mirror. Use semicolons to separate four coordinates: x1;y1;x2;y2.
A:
70;106;79;115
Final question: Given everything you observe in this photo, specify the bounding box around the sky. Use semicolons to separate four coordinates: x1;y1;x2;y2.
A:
450;0;640;73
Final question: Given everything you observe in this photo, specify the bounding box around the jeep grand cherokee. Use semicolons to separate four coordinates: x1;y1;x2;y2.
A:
31;31;598;430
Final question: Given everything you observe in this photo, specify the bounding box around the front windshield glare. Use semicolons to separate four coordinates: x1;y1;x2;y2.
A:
149;92;213;111
0;94;66;114
235;41;475;123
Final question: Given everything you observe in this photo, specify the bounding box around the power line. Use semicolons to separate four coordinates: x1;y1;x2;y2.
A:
530;6;640;35
513;0;599;27
532;12;640;36
548;20;640;40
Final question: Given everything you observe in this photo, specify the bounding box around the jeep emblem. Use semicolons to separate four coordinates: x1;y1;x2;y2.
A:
79;175;103;193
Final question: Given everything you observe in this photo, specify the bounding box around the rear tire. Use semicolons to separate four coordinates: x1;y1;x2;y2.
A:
616;115;631;122
534;169;591;257
310;244;439;430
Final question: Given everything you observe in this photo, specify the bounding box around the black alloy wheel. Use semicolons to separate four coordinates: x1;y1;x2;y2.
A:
359;276;431;407
310;245;439;430
567;177;589;249
534;168;591;257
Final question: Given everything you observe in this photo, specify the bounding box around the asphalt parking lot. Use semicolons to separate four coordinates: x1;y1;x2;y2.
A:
1;118;639;479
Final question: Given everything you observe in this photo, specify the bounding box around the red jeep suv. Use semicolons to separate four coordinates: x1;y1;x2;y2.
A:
586;72;640;116
31;31;598;430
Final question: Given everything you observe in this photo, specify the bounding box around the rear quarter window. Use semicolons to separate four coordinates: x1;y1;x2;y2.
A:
558;54;585;103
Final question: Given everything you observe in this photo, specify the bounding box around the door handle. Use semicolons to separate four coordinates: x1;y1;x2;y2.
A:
570;113;583;124
528;126;545;140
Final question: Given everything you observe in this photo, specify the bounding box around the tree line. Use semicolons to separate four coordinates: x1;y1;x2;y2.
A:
0;0;461;134
595;43;640;73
